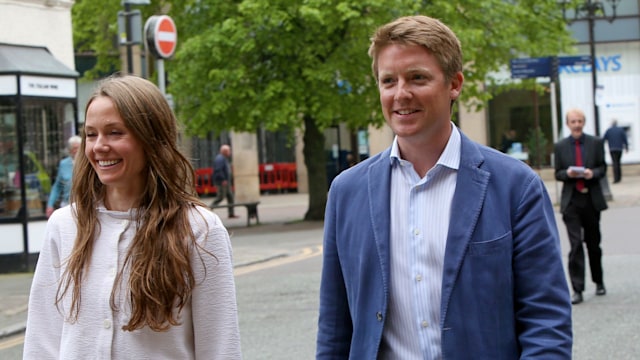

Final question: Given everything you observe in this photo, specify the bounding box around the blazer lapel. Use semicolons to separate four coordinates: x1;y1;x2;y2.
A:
367;150;392;295
440;135;490;323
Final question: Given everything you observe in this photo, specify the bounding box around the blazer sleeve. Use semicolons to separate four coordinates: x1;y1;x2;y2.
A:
512;175;573;358
316;182;354;358
587;137;607;182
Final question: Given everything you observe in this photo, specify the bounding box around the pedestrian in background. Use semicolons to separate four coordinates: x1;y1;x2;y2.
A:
24;74;241;359
603;119;628;183
210;144;238;218
554;108;608;305
45;135;82;218
500;128;517;153
316;15;572;359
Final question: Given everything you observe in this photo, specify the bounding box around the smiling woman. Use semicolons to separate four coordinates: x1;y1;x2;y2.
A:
23;74;242;359
83;96;147;208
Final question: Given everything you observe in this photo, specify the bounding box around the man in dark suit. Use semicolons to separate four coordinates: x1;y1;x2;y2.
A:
554;108;608;305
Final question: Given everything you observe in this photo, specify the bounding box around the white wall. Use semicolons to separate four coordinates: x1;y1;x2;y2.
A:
0;0;75;70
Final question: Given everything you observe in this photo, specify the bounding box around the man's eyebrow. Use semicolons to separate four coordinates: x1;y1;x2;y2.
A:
378;67;431;77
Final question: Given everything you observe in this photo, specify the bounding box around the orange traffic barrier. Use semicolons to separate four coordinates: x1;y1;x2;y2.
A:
194;167;217;195
259;163;297;193
195;163;297;196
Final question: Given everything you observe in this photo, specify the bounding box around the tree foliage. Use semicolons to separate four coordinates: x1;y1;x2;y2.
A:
164;0;575;220
73;0;577;220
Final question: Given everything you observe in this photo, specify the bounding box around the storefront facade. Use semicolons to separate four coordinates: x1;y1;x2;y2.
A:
0;0;77;273
0;43;78;272
487;2;640;166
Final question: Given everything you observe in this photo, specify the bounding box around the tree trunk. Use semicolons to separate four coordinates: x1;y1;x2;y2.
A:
302;114;327;221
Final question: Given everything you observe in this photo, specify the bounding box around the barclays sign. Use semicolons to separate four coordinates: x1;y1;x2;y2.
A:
559;54;622;74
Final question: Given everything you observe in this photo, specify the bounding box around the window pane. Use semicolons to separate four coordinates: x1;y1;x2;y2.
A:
0;105;20;218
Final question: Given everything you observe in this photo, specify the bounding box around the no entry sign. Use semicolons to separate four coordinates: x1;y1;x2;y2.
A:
145;15;177;59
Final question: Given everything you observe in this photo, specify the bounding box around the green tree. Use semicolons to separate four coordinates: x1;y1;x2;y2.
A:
526;126;550;168
73;0;576;220
167;0;575;221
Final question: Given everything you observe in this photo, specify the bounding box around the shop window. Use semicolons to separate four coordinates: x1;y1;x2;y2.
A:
0;100;76;220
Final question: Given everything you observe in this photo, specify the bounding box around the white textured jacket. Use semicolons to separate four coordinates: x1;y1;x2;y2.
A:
24;204;241;359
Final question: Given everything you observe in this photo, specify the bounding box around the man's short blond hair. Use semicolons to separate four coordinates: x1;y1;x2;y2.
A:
368;15;463;83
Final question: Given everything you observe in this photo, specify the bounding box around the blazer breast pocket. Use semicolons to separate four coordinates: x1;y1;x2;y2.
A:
463;232;514;289
467;232;512;256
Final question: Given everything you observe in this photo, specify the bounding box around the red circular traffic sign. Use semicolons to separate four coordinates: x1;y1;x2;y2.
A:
145;15;177;59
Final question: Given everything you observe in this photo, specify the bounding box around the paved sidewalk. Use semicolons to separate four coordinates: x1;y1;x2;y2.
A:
0;191;316;340
2;163;639;341
538;164;640;209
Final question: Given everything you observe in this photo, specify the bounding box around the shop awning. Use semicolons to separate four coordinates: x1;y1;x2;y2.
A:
0;43;78;77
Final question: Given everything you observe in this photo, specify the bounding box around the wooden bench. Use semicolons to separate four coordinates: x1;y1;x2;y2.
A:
210;202;260;226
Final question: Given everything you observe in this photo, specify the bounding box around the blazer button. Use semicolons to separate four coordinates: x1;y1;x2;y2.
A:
376;312;383;322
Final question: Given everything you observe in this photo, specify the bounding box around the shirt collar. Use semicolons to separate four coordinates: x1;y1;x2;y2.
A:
571;134;585;144
389;122;461;171
96;202;138;219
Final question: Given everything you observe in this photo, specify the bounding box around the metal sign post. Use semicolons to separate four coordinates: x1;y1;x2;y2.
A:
145;15;177;95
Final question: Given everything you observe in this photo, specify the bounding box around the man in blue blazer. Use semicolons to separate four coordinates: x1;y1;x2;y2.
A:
316;15;572;359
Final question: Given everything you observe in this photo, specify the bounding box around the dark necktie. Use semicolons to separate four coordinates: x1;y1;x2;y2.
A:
575;140;585;192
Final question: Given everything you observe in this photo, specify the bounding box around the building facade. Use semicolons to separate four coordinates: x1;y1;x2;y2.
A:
0;0;77;272
487;1;640;166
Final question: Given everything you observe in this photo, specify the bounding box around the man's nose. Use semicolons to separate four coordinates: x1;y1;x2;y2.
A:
394;81;412;101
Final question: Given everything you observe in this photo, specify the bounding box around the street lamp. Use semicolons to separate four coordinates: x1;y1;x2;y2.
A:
559;0;621;136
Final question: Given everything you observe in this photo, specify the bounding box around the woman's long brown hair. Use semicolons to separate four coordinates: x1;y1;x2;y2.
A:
57;74;209;331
